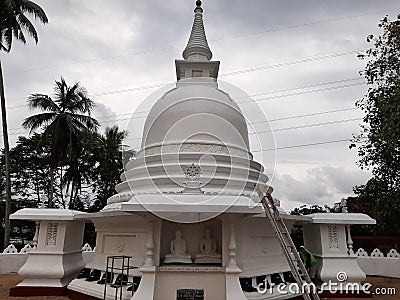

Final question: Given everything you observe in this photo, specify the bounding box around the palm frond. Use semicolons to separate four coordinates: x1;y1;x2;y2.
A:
54;77;67;108
104;126;128;142
0;0;47;52
68;96;95;114
13;21;26;44
27;94;60;112
22;112;57;133
19;0;48;24
16;13;38;43
0;28;12;52
69;113;99;132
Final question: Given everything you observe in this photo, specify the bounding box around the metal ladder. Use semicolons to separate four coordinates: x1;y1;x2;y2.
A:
255;186;320;300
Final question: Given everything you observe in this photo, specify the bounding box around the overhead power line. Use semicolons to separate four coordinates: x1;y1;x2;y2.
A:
264;107;359;123
252;138;354;152
240;82;366;104
249;117;363;135
5;6;398;76
221;50;365;78
4;115;362;138
6;52;366;110
3;105;361;136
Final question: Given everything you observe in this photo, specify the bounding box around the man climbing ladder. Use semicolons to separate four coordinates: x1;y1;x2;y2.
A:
255;186;321;300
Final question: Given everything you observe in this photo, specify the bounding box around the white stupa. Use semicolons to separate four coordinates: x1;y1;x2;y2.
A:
107;1;269;217
11;1;375;299
68;2;300;299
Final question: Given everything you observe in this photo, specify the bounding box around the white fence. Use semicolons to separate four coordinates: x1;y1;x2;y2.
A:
0;243;95;275
355;248;400;278
1;244;399;279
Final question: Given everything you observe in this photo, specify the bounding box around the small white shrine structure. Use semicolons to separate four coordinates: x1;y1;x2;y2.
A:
11;1;375;300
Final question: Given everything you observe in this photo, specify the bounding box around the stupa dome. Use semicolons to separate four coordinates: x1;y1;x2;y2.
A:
141;78;250;152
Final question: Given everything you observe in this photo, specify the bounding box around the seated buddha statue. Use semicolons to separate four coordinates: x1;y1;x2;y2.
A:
163;230;192;264
194;229;221;264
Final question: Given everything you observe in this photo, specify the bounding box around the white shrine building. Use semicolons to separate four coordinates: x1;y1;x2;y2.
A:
10;1;375;300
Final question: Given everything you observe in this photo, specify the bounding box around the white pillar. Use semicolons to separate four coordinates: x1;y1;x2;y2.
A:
10;209;85;291
143;221;155;267
32;221;40;249
227;223;238;270
302;213;375;289
346;225;354;255
225;221;247;300
132;221;156;300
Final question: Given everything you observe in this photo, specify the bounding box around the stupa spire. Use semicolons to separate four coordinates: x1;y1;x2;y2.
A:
182;0;213;61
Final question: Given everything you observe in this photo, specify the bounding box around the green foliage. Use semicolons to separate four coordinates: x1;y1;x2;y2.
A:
88;126;129;211
290;204;330;215
0;0;48;249
353;15;400;185
0;124;129;242
353;179;400;235
9;134;52;205
352;15;400;235
23;77;99;167
0;0;48;52
22;77;99;208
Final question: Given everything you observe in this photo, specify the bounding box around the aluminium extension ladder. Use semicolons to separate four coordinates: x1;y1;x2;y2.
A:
255;185;320;300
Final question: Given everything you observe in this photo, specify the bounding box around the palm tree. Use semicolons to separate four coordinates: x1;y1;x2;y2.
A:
89;126;129;211
0;0;48;248
22;77;99;208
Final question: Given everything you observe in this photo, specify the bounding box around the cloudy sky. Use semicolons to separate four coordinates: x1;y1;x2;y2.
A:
1;0;399;211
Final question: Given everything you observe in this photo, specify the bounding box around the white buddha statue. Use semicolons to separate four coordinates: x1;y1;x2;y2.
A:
194;229;222;264
163;230;192;264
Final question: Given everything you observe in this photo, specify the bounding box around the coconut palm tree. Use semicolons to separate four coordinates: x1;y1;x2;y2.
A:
88;126;129;211
22;77;99;208
0;0;48;248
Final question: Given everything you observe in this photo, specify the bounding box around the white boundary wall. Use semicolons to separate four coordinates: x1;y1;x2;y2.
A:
2;244;399;279
355;248;400;278
0;243;95;274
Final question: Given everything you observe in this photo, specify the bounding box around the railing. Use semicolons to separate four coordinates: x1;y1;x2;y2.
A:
0;243;96;274
355;247;400;278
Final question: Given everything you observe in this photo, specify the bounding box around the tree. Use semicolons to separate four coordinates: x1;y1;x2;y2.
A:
9;135;54;206
0;0;48;249
351;15;400;235
290;204;330;216
88;126;128;211
22;77;99;208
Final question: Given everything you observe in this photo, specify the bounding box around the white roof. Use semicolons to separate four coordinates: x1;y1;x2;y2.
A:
10;208;85;221
307;213;376;225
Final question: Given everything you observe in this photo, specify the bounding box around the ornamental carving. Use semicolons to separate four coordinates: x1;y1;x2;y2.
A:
46;222;58;247
182;163;203;193
184;163;201;180
157;266;223;272
328;225;339;249
136;143;249;158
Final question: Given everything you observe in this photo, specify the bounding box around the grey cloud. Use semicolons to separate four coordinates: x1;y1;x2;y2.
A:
0;0;396;208
271;166;371;208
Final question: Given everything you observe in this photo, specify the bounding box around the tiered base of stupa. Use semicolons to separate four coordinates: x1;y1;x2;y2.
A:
66;198;303;300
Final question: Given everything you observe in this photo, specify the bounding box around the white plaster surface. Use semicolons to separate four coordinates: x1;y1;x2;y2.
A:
302;215;379;286
11;215;86;287
307;213;376;225
0;248;94;275
356;248;400;278
10;208;85;220
357;257;400;278
0;253;28;274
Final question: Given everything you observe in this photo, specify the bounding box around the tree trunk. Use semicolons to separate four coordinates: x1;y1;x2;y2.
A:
48;166;54;208
68;180;75;209
0;59;12;250
59;167;65;209
34;170;41;206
